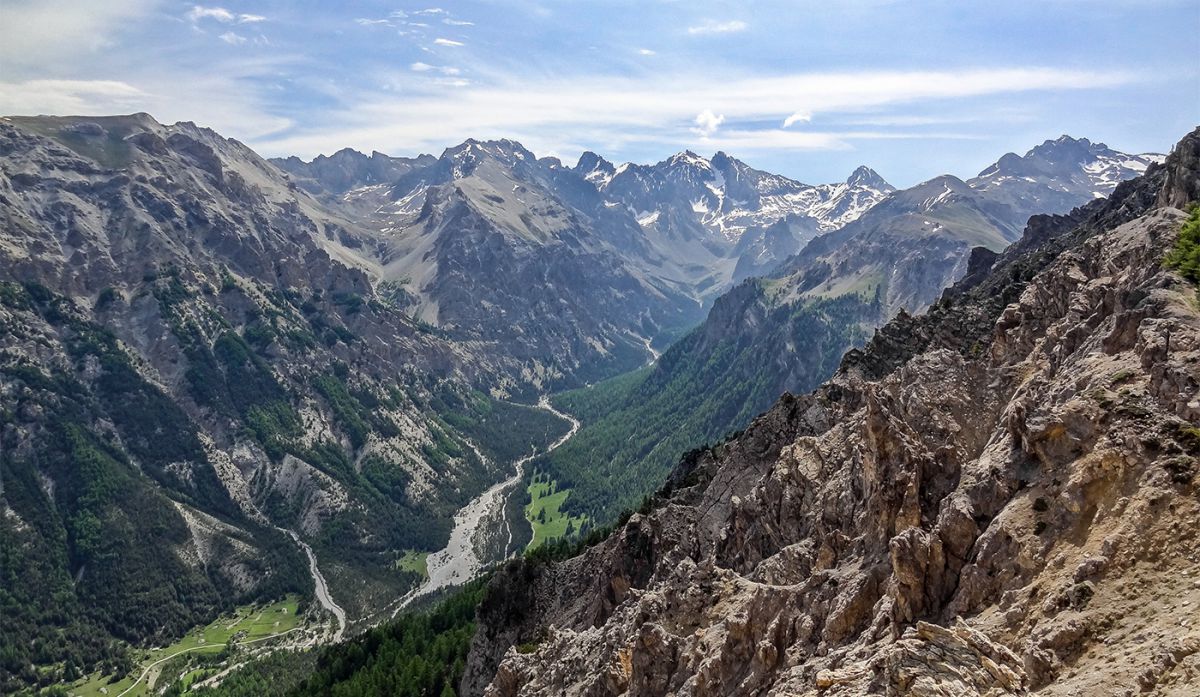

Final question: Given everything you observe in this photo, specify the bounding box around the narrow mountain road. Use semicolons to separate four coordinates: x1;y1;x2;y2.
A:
114;627;304;697
392;396;579;616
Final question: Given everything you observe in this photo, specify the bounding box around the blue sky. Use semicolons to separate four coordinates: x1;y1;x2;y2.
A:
1;1;1197;186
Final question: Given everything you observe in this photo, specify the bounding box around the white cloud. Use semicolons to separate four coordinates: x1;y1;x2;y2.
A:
687;20;748;35
187;5;235;22
219;31;247;45
0;0;156;68
444;18;475;26
434;38;464;47
186;6;266;24
692;109;725;137
414;8;448;15
0;69;293;142
356;18;392;27
782;111;812;127
250;66;1134;160
412;62;463;77
0;79;149;114
638;48;657;56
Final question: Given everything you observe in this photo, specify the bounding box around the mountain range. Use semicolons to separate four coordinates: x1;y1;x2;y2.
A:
522;135;1166;524
0;110;1174;695
464;127;1200;697
270;142;903;391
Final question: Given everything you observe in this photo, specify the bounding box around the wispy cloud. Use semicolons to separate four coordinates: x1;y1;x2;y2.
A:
253;66;1134;159
0;79;148;114
186;5;266;25
411;62;462;75
0;1;1186;186
687;20;748;36
0;0;156;68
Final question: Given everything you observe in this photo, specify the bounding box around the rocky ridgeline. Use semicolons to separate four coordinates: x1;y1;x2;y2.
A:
463;128;1200;695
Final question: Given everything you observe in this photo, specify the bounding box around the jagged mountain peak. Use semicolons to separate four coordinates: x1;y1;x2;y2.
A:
845;164;892;190
665;149;705;162
971;133;1166;206
432;138;541;180
574;150;616;185
892;174;973;209
710;150;734;165
441;137;536;164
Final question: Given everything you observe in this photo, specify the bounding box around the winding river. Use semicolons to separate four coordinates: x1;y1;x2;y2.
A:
392;396;579;616
283;529;346;641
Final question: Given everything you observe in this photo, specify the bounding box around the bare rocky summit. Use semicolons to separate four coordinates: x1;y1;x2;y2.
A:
463;128;1200;696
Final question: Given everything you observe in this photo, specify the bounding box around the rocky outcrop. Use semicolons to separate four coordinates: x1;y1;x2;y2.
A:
463;128;1200;696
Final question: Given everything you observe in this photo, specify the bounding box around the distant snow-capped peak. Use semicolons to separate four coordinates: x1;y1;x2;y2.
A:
585;151;893;240
971;135;1164;199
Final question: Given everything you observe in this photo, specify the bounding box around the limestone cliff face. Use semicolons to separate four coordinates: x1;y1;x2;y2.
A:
463;129;1200;696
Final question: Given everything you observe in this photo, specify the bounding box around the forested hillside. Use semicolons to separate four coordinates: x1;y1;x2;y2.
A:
533;287;882;521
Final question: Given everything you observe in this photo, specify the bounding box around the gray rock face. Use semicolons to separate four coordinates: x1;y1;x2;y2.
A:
463;128;1200;697
970;135;1164;219
0;113;551;669
281;143;899;393
317;138;711;391
272;148;437;196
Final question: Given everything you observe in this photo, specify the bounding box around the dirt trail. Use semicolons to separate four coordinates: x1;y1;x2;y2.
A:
114;628;303;697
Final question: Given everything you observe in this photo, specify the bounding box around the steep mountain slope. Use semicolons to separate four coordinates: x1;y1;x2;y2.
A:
533;287;883;523
970;135;1164;220
464;128;1200;696
529;136;1158;533
325;139;709;391
777;135;1164;319
0;114;568;691
582;151;894;282
771;172;1024;316
276;144;891;393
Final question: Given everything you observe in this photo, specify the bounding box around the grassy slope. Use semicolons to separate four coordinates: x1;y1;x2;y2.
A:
395;551;430;579
524;481;588;548
68;597;304;697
